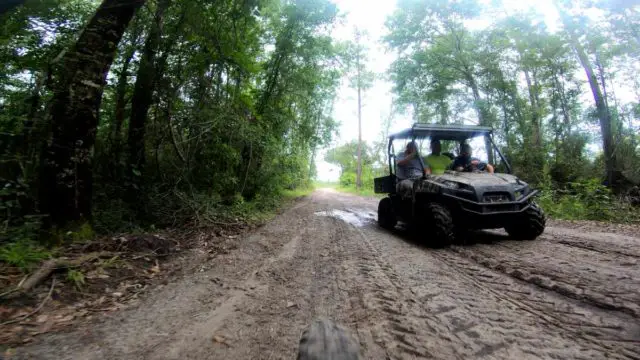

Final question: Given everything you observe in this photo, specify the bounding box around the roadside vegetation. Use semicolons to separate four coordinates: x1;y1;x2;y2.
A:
1;0;340;265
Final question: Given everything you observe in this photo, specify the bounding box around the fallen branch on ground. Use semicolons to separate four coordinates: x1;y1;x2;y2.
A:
2;252;114;299
0;277;56;326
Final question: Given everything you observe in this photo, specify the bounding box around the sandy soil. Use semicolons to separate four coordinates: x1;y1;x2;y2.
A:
13;189;640;359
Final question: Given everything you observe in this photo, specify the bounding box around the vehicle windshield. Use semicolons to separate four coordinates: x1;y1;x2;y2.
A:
395;136;493;172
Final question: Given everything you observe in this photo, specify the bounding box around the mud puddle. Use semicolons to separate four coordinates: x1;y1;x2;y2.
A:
314;208;376;227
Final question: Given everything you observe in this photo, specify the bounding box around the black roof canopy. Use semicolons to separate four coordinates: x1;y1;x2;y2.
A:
389;123;493;142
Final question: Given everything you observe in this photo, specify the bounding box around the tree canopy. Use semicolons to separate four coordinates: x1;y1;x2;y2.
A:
384;0;639;188
0;0;342;234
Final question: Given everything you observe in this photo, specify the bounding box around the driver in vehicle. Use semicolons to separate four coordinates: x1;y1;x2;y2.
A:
424;139;452;175
451;143;495;173
396;141;426;197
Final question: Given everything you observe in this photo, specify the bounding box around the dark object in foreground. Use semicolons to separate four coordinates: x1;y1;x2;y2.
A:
297;318;361;360
375;123;546;246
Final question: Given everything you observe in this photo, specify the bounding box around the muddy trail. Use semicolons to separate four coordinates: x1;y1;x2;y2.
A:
14;189;640;359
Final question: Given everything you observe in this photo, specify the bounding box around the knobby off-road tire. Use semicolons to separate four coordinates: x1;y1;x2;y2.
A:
425;203;455;247
505;202;546;240
377;197;397;230
297;318;361;360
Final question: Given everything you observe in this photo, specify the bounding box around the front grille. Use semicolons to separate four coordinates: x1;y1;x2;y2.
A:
483;192;510;203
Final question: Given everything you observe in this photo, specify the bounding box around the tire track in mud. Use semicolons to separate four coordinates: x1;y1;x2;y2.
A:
332;220;458;358
483;227;640;259
205;194;360;360
434;250;640;359
326;196;640;359
436;248;640;359
450;241;640;319
540;233;640;259
315;194;640;358
358;225;636;359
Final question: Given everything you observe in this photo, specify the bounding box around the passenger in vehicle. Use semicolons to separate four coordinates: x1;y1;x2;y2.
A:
451;143;495;173
396;141;426;196
424;139;452;175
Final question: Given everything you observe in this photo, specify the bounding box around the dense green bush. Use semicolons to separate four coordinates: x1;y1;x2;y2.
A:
0;0;341;243
0;217;51;271
538;178;640;223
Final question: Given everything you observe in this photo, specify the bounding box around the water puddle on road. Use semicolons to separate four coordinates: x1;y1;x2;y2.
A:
314;208;376;227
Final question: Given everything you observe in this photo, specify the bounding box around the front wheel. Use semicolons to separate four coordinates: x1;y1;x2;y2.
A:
425;203;455;247
378;197;397;230
505;202;546;240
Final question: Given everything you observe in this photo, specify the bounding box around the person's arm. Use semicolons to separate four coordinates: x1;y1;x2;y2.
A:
471;159;494;173
451;158;464;171
423;158;430;175
396;152;414;166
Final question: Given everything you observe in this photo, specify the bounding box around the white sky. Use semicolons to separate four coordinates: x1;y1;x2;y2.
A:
315;0;620;182
317;0;412;182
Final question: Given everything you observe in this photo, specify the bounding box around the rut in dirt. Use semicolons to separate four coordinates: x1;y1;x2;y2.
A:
13;189;640;360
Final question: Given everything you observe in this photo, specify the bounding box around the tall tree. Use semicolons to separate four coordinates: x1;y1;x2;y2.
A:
38;0;144;227
386;0;495;164
345;29;374;190
127;0;170;200
555;2;620;188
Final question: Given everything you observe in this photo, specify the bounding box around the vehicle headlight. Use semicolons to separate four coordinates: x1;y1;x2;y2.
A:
442;181;460;189
514;186;527;199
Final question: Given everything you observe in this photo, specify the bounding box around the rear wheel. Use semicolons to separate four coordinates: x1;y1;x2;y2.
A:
505;202;546;240
378;197;397;230
425;203;455;247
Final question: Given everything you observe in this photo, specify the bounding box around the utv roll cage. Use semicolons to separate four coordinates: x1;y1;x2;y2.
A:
387;123;512;176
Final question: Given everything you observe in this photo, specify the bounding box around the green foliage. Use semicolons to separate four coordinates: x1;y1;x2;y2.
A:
68;223;95;243
1;0;342;235
99;255;125;269
384;0;640;193
0;216;50;271
538;177;640;223
0;240;50;272
66;269;85;290
324;141;382;196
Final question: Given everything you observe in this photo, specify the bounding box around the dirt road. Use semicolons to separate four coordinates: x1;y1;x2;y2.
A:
15;189;640;359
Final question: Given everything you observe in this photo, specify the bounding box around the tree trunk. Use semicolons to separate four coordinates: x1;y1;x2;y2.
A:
595;54;610;110
21;73;45;170
523;68;544;175
523;69;542;149
38;0;144;228
112;45;136;172
549;63;572;137
257;24;293;115
466;73;494;165
573;39;617;187
557;3;619;188
127;0;169;196
356;49;362;191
